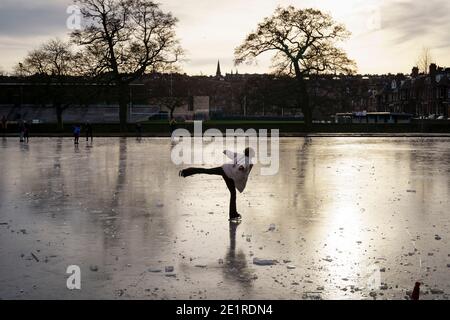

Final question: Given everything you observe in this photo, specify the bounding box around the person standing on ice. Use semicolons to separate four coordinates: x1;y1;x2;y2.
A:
85;122;93;143
18;119;25;142
73;124;81;145
23;121;29;143
1;115;7;137
179;147;255;221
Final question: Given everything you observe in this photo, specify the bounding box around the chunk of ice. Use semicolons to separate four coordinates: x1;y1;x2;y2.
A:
165;266;174;272
253;258;277;266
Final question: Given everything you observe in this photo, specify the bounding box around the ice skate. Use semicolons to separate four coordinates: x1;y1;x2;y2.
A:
228;213;242;222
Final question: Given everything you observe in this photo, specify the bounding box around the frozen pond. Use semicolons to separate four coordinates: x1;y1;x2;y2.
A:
0;137;449;300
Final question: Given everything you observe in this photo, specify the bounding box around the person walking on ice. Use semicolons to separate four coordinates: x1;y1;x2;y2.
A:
179;147;255;221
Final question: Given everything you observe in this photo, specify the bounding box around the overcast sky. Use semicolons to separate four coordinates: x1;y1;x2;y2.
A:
1;0;449;75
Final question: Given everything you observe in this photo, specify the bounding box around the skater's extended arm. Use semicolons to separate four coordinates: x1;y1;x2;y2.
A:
223;150;237;162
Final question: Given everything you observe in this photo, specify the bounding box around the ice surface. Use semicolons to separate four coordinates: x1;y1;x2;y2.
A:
0;137;450;299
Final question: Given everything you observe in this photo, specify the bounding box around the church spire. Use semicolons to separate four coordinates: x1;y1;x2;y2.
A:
216;60;222;77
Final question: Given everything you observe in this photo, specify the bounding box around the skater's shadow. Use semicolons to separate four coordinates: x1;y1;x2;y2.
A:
222;222;254;291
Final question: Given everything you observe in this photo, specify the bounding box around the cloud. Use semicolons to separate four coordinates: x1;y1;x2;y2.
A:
0;0;71;37
0;0;449;74
379;0;450;48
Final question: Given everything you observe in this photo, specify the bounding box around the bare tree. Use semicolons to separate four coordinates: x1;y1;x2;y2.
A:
417;47;433;74
158;97;185;120
149;74;189;120
13;63;28;77
17;39;79;129
234;6;356;126
71;0;183;132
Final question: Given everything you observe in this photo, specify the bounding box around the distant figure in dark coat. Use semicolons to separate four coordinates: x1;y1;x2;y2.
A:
19;120;25;142
1;115;7;136
23;121;29;143
136;123;143;138
85;122;93;142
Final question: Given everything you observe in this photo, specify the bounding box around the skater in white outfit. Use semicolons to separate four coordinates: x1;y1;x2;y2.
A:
179;147;255;221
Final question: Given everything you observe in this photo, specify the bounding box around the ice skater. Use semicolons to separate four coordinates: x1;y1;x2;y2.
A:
18;120;25;142
85;122;93;142
1;115;7;137
23;121;29;143
73;124;81;145
179;147;255;221
136;123;143;139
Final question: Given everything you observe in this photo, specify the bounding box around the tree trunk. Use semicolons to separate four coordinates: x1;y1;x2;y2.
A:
293;62;313;129
117;83;129;133
296;78;312;128
55;104;64;131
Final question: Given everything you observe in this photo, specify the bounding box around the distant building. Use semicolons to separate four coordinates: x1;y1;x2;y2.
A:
1;62;449;123
216;60;222;78
376;64;450;118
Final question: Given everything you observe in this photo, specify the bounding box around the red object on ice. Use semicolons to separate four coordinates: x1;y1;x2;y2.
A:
411;282;420;300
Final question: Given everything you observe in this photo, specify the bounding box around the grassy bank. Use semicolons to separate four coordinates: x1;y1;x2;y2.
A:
2;120;450;136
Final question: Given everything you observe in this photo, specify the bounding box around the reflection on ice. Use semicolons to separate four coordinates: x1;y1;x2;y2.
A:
0;137;449;299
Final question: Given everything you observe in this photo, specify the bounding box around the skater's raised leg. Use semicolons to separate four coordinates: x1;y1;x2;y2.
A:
179;167;223;177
